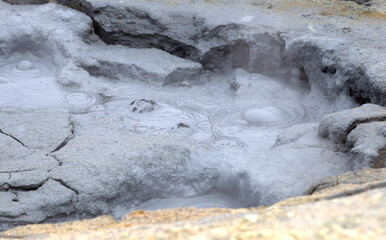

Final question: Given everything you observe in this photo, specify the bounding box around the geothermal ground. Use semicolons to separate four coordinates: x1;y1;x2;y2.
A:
0;0;385;238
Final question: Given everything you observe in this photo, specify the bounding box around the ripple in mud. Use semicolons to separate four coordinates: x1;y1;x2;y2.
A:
65;92;102;110
213;139;244;149
0;59;69;107
0;60;52;82
242;105;299;126
213;104;303;133
211;104;304;149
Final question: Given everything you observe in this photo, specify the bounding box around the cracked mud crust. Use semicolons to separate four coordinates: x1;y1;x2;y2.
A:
1;168;385;239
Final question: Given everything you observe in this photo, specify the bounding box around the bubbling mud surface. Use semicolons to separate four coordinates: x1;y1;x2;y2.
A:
65;92;102;111
0;58;67;107
243;106;298;126
0;56;354;213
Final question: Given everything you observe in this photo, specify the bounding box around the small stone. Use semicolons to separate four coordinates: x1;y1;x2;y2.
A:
244;214;258;223
286;211;295;218
129;99;159;113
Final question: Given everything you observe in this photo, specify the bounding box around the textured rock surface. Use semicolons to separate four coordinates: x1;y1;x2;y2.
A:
0;106;73;152
306;168;386;195
0;1;202;86
82;45;202;86
0;106;230;229
318;104;386;167
84;0;386;105
0;106;77;227
2;0;385;103
1;168;385;239
347;121;386;168
319;104;386;144
277;168;386;207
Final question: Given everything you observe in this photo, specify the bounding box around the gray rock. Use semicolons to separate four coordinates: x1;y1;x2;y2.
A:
49;113;219;217
285;37;386;105
0;132;33;160
274;123;329;148
318;104;386;168
80;0;385;105
0;106;73;227
16;179;77;222
0;106;74;152
0;1;201;87
318;104;386;147
0;192;24;218
0;152;59;193
347;121;386;168
0;105;228;228
2;0;384;103
86;0;287;75
0;173;10;191
58;61;91;88
0;179;76;225
0;152;58;173
7;171;50;190
305;168;386;195
82;45;203;86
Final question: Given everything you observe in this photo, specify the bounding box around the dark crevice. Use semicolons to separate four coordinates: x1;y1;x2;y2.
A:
50;122;75;153
299;67;310;83
0;168;35;173
0;169;35;174
51;178;79;196
92;18;114;44
343;116;386;148
201;45;232;71
50;135;73;153
231;41;250;70
0;236;24;239
50;155;63;167
344;0;371;5
0;129;28;149
349;87;372;105
8;179;48;192
321;66;336;74
305;181;339;195
52;0;201;60
102;32;201;61
51;1;114;45
321;181;386;200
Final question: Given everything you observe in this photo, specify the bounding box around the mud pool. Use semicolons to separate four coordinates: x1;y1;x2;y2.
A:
0;57;354;213
0;0;385;230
